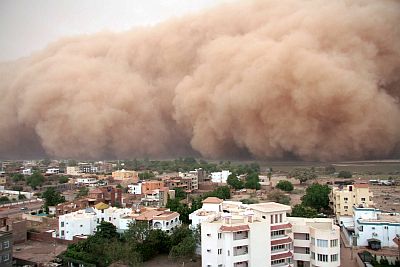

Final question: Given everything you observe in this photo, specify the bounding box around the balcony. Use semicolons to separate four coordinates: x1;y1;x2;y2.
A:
234;246;248;256
234;231;249;240
234;261;248;267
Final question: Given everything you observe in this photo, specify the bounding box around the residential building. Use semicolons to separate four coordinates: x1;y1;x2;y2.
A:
211;170;231;183
179;169;200;190
191;198;293;267
191;198;341;267
141;181;164;194
66;166;81;176
22;168;32;175
353;207;400;248
112;169;138;183
79;163;98;173
141;187;175;207
87;186;122;206
45;168;60;175
289;217;340;267
76;177;98;186
164;177;192;192
128;183;142;195
0;231;12;267
59;204;180;240
330;184;373;223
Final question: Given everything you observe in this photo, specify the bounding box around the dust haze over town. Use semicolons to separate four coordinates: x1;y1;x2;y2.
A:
0;0;400;162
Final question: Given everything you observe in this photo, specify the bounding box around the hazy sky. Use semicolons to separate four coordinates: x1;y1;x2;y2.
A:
0;0;231;62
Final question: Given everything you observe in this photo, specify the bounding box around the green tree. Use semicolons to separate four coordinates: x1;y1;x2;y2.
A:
76;187;89;198
18;194;27;200
138;171;155;180
301;183;331;211
204;186;231;199
245;173;261;190
169;235;196;260
290;204;319;218
241;198;259;204
337;170;352;178
58;176;69;184
12;173;25;182
276;180;294;192
95;221;119;240
0;196;10;203
290;168;317;184
268;190;291;205
174;187;187;200
42;187;65;212
26;171;45;189
227;174;244;190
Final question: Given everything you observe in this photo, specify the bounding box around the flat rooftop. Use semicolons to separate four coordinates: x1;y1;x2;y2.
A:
250;202;291;213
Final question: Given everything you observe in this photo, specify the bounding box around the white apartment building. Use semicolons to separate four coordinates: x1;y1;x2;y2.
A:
353;207;400;248
66;166;81;176
128;183;142;195
191;197;341;267
75;177;98;186
59;203;180;240
289;217;340;267
46;168;60;175
22;169;32;175
211;170;232;184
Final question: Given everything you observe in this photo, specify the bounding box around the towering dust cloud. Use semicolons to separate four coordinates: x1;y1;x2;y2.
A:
1;0;400;161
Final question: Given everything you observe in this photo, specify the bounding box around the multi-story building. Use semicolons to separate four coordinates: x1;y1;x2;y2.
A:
141;181;164;194
22;168;32;175
141;187;175;207
66;166;81;176
0;231;12;267
112;169;138;183
191;198;341;267
45;168;60;175
59;204;180;240
128;183;142;195
76;177;98;186
353;207;400;248
179;170;200;190
330;183;373;224
164;177;192;192
211;170;232;183
288;217;340;267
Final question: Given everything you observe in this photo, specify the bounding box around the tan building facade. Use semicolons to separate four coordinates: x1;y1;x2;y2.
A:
112;169;138;183
331;184;373;221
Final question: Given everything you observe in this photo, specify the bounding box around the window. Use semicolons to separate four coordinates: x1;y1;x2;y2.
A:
61;230;64;236
344;197;348;201
3;241;9;249
344;206;348;209
271;215;274;224
80;225;83;227
101;218;104;222
317;239;328;247
311;237;315;245
166;222;169;226
305;247;310;254
3;253;9;261
218;265;223;267
271;230;285;237
61;222;64;227
218;233;222;239
207;233;211;237
331;254;338;262
262;215;266;219
109;217;111;221
272;259;285;265
218;249;222;254
311;252;315;259
305;233;310;240
275;214;278;223
207;249;211;253
330;239;338;247
280;214;283;223
361;198;366;201
317;254;328;262
272;244;285;251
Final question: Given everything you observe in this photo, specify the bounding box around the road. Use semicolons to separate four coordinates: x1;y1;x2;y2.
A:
0;200;44;217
